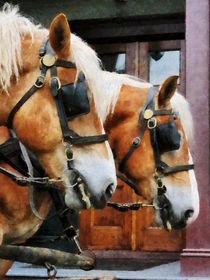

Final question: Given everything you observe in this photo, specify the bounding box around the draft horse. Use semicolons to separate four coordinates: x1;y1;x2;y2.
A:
0;4;117;276
104;73;200;230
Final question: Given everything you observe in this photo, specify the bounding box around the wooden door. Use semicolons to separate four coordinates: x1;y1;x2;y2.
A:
80;40;186;251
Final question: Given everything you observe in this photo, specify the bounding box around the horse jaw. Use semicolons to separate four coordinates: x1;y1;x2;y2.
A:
154;155;199;230
64;147;117;210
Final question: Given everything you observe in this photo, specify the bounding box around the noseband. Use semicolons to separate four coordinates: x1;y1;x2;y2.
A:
117;87;194;197
6;37;108;170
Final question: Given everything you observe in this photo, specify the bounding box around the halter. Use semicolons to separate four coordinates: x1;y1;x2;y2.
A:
1;37;109;217
7;37;107;147
117;87;194;197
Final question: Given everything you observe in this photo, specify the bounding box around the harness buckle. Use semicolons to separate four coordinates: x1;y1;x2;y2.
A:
34;75;45;88
132;137;141;146
147;117;157;129
65;145;73;160
50;76;61;90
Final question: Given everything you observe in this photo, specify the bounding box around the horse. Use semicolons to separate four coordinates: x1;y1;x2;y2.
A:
0;4;117;277
103;72;199;231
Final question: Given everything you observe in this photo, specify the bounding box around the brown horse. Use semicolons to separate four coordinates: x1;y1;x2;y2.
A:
0;4;118;210
0;4;117;277
104;72;199;230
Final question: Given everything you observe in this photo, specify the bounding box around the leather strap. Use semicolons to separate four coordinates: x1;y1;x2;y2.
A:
154;109;174;116
119;119;147;172
149;125;162;169
162;164;194;174
67;134;108;145
116;170;139;195
119;87;158;171
137;87;157;126
7;85;38;129
7;67;47;129
55;60;76;68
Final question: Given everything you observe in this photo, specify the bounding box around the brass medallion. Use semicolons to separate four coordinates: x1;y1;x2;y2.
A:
42;54;56;67
144;109;153;119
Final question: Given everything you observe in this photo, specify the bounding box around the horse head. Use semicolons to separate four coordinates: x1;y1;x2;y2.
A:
0;5;116;210
105;74;199;230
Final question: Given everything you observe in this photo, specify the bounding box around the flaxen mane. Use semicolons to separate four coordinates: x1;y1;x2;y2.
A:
0;3;194;138
0;3;43;92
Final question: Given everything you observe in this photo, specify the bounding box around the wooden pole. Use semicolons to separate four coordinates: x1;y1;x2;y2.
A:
0;245;94;269
180;0;210;277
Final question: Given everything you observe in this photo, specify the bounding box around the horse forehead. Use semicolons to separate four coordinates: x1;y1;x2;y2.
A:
119;85;148;107
20;36;44;72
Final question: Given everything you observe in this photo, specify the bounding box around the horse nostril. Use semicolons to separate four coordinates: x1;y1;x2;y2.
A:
105;183;114;199
184;209;194;220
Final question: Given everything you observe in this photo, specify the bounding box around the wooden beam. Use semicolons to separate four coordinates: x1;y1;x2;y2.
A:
8;0;185;24
0;245;95;269
69;19;184;43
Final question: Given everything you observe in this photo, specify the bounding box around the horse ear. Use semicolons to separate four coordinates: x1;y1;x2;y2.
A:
157;75;179;107
49;13;71;58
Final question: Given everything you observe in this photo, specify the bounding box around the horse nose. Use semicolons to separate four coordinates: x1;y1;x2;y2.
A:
90;182;115;209
99;183;115;207
184;208;194;221
105;183;115;200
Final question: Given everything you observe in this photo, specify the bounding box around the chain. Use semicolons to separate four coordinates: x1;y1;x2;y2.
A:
44;262;57;279
107;201;155;212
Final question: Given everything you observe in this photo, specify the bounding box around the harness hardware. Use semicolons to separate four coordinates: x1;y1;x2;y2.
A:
42;53;56;67
113;86;194;211
147;117;157;129
34;75;45;88
132;137;141;146
144;109;153;119
50;76;61;90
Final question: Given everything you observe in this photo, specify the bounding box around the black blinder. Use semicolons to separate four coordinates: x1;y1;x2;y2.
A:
59;72;90;119
156;121;181;153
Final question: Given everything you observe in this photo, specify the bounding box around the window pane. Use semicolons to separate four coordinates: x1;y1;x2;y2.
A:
149;50;180;85
100;53;126;73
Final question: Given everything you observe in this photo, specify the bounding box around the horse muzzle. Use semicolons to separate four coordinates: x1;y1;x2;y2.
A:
154;195;195;230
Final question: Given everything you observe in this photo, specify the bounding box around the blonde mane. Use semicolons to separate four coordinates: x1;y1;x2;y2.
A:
0;3;43;93
0;3;194;138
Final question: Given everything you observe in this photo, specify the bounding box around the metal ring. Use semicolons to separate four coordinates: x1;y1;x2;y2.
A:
147;117;157;129
132;137;141;146
50;76;61;90
34;75;45;88
44;262;57;279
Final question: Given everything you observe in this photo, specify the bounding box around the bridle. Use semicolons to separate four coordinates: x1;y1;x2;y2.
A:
7;38;108;148
7;37;108;167
0;37;108;218
0;37;111;252
111;87;194;206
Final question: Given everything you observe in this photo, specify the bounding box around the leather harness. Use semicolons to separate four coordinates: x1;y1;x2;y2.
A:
0;37;110;251
108;87;194;212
